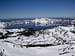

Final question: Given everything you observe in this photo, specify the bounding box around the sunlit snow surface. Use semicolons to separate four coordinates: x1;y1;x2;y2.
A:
0;26;75;56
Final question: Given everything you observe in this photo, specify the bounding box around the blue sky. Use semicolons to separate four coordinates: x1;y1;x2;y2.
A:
0;0;75;18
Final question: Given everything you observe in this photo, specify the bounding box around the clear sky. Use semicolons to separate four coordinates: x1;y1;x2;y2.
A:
0;0;75;18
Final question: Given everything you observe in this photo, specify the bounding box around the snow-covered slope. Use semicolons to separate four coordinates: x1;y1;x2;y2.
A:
3;26;74;46
0;26;75;56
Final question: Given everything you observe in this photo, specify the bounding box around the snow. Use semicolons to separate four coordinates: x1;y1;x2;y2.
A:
0;42;75;56
0;26;75;56
0;42;59;56
0;29;7;35
33;18;49;26
0;22;6;29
